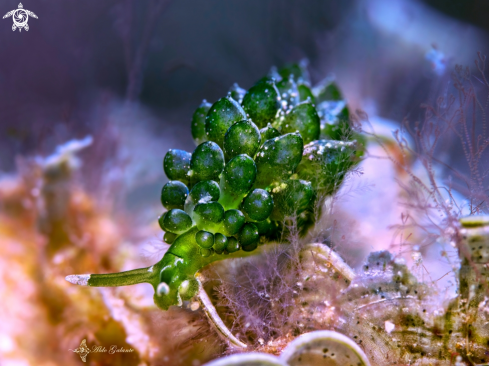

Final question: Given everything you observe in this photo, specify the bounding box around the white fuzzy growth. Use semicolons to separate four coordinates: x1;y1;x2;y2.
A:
65;274;90;286
384;321;395;334
42;136;93;170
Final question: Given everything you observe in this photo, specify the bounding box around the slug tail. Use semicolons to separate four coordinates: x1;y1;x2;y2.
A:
66;266;158;287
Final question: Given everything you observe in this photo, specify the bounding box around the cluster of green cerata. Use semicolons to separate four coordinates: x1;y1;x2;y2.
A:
67;62;363;310
160;62;361;259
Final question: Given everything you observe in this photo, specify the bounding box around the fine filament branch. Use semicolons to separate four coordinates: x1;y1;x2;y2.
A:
195;273;248;349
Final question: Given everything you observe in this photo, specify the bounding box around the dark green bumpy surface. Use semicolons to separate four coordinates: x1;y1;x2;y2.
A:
223;120;261;161
152;63;363;308
205;96;247;148
242;80;280;128
81;61;364;310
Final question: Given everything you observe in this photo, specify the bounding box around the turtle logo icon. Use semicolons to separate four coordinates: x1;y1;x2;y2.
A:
3;3;38;32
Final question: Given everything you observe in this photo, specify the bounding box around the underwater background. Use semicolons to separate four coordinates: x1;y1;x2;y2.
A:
2;0;489;365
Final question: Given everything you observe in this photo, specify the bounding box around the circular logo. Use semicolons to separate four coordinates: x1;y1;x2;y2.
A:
12;9;28;28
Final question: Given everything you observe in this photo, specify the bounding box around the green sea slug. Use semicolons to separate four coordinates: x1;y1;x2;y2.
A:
66;62;361;312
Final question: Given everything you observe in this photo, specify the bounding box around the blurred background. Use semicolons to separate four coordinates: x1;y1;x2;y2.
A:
1;0;488;208
1;0;489;365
